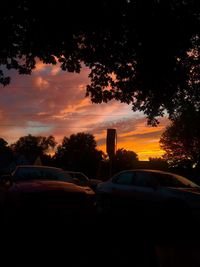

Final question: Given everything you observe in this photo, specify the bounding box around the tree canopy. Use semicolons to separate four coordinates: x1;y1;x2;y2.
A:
160;106;200;168
0;138;13;169
54;133;103;178
0;0;199;123
11;134;56;164
112;148;139;172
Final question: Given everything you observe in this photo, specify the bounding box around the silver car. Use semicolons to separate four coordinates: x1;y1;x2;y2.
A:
96;169;200;221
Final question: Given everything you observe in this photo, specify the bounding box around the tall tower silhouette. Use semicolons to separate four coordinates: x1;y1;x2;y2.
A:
106;129;117;159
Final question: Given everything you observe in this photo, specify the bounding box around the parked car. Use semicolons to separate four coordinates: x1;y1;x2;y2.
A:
0;165;95;225
96;169;200;222
4;165;75;183
64;171;102;190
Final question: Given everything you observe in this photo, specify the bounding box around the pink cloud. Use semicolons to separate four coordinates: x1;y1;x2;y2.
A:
0;62;169;159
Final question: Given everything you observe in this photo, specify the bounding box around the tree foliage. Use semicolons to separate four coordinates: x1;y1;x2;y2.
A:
160;106;200;168
11;134;56;164
113;148;139;172
0;0;199;123
54;132;103;178
0;138;13;168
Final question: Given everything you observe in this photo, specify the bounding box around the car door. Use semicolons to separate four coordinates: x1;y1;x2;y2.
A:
111;171;135;196
109;171;136;210
112;171;155;196
130;171;159;203
112;171;163;211
130;171;170;214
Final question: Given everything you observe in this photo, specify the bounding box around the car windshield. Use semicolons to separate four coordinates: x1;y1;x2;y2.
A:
13;167;74;182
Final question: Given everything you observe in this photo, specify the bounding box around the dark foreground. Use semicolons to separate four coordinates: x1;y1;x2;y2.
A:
1;210;200;267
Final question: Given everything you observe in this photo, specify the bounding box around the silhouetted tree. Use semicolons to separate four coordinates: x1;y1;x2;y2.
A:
113;148;139;173
0;138;13;172
54;133;103;178
160;106;200;168
11;134;56;164
0;1;199;123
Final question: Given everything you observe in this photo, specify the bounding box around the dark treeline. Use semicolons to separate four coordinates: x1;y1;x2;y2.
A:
1;131;200;183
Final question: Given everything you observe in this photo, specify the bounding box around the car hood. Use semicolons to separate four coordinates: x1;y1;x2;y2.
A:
8;180;94;195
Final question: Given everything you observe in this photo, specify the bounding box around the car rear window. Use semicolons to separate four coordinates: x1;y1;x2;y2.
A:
13;167;74;182
150;172;193;188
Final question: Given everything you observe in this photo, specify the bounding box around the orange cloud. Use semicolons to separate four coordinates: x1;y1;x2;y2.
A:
96;117;168;160
0;63;169;160
35;76;49;89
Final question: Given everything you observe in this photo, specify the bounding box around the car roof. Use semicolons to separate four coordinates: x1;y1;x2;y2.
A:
113;169;198;187
115;169;183;175
15;165;63;171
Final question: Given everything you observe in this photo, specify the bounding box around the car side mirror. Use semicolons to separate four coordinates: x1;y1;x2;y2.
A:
0;174;12;187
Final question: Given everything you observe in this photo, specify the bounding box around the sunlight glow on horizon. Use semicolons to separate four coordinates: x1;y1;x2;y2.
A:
97;135;165;161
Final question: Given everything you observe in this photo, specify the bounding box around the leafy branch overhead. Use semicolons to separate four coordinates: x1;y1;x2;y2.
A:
0;0;199;123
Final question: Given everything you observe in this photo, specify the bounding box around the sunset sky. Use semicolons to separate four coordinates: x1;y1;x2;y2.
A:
0;61;169;160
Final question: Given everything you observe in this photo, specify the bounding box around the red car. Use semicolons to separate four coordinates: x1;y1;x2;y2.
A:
0;165;95;226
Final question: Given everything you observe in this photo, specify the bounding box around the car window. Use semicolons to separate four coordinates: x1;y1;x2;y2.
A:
133;171;193;188
63;172;73;179
152;173;191;188
14;168;44;181
64;172;89;183
133;172;158;187
75;173;89;182
113;172;134;185
13;167;74;182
